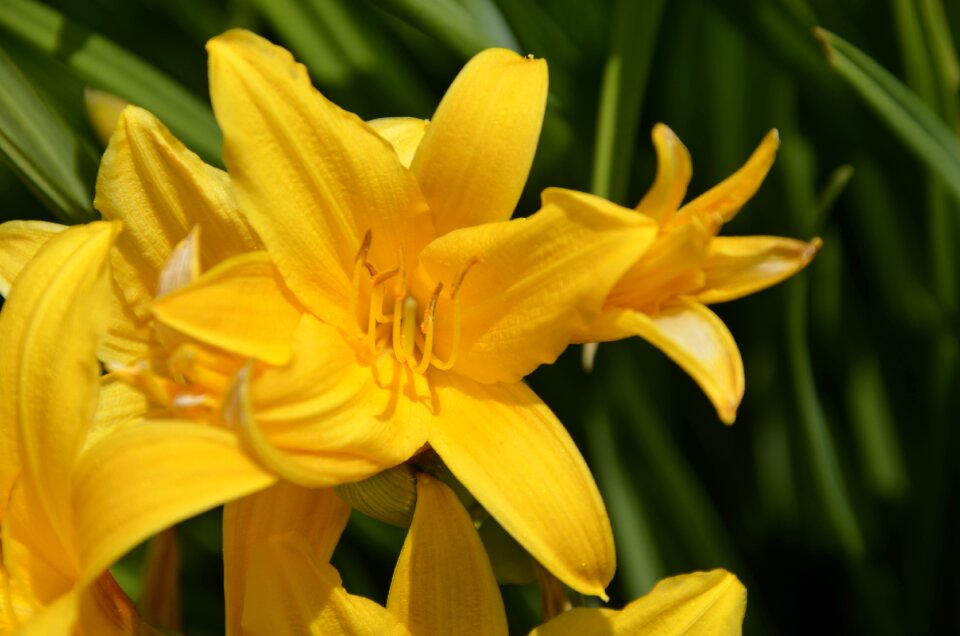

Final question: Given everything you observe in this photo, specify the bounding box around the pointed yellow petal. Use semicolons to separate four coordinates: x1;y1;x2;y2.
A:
242;535;408;636
83;88;128;146
601;301;744;424
223;484;350;636
635;124;692;223
417;190;658;383
224;319;431;486
207;29;431;331
387;474;507;636
696;236;822;304
0;220;65;297
428;375;614;598
0;222;119;530
532;570;746;635
673;129;779;228
368;118;428;169
96;105;259;319
151;252;302;366
411;48;547;235
138;529;180;631
73;422;276;587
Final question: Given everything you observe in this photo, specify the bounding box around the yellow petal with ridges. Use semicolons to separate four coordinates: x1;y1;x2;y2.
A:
95;105;259;319
671;129;779;229
387;474;507;635
225;319;431;486
531;570;745;635
599;301;744;424
417;191;658;383
696;236;822;304
223;483;350;636
0;222;119;532
368;118;428;169
635;124;692;223
242;535;409;636
207;29;431;332
151;252;303;366
73;422;276;587
84;376;148;453
411;48;547;235
0;220;65;297
428;374;614;598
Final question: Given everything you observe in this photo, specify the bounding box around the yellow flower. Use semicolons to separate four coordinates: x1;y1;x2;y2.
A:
0;222;271;633
236;473;746;635
552;125;822;422
143;29;660;598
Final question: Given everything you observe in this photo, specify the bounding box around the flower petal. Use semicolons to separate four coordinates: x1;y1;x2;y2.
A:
635;124;692;223
368;118;428;169
0;220;65;297
531;570;746;635
223;483;350;636
428;374;615;598
224;317;432;487
151;252;303;366
241;535;408;636
207;29;431;331
671;129;779;228
138;529;180;631
696;236;822;304
84;376;149;453
9;590;77;636
386;474;507;635
95;105;259;319
0;222;119;530
73;422;276;587
417;190;658;383
598;301;744;424
411;48;548;235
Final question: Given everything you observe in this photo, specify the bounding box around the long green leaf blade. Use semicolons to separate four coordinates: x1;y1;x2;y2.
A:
0;0;221;163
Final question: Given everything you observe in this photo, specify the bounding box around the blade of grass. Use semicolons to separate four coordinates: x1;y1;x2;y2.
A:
0;47;95;222
0;0;221;163
583;404;663;599
364;0;499;59
590;0;666;203
814;28;960;204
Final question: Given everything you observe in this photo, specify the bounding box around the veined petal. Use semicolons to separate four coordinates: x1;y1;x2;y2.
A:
95;105;259;319
428;374;615;598
151;252;303;366
597;302;744;424
73;422;276;587
207;29;431;332
0;220;65;297
225;317;431;486
85;376;149;453
387;474;507;636
368;118;428;169
0;222;119;532
531;570;746;635
241;535;408;636
418;191;658;383
696;236;822;304
411;48;547;235
635;124;692;223
99;279;153;365
223;484;350;636
671;130;779;229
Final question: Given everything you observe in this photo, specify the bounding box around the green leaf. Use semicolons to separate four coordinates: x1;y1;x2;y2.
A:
0;0;221;164
814;28;960;204
590;0;667;204
0;47;95;222
365;0;501;59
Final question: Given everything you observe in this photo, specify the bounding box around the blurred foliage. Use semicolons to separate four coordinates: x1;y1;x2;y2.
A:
1;0;959;633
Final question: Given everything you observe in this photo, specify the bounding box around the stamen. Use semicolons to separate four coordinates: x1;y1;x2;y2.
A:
400;296;417;361
414;283;443;374
431;257;481;371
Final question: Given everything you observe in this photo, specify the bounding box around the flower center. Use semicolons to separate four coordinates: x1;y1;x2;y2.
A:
352;230;477;374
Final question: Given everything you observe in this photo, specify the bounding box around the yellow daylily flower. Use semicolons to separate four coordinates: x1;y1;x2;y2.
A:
0;222;274;634
139;29;662;598
238;472;746;636
554;124;822;423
